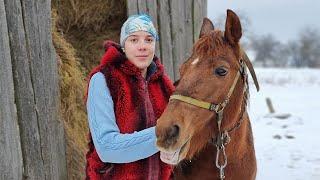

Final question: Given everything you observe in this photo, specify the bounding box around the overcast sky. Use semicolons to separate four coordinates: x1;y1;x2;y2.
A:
207;0;320;43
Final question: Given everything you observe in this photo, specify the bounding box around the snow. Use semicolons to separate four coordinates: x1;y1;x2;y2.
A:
247;68;320;179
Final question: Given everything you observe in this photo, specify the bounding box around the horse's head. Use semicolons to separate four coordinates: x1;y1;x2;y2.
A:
156;10;253;165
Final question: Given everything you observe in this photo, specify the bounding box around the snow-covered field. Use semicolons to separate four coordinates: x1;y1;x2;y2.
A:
248;68;320;180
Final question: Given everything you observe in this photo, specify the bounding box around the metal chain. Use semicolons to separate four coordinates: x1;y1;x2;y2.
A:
215;144;227;180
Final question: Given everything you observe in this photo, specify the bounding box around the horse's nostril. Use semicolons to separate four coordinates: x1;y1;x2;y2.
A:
167;124;180;141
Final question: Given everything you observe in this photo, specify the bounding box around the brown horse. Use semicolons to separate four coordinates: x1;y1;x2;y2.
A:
156;10;259;180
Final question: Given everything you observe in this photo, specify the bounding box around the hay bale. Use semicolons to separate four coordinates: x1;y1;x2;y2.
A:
51;0;127;178
52;0;126;33
52;10;88;179
52;0;127;72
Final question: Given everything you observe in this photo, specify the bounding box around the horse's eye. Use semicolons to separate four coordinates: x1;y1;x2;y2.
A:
215;67;228;76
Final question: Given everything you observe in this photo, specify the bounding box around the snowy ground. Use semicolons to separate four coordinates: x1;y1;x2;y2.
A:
247;68;320;180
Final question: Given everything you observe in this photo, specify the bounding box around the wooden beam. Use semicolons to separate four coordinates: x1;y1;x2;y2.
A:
170;0;186;80
193;0;207;41
137;0;147;13
184;0;193;59
127;0;138;16
4;0;67;178
158;0;174;80
146;0;161;58
0;0;23;179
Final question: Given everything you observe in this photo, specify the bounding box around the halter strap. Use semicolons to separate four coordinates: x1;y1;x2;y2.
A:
170;64;242;113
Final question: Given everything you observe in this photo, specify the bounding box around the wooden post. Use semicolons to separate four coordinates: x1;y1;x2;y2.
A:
158;0;174;79
127;0;138;15
137;0;147;13
0;0;23;179
146;0;161;58
184;0;194;60
170;0;186;80
2;0;67;179
266;97;275;113
193;0;207;41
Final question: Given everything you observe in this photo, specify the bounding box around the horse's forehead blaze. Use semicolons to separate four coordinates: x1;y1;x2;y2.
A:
191;58;199;65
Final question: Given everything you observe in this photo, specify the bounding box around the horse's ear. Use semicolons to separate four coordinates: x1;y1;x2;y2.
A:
224;9;242;46
199;18;214;38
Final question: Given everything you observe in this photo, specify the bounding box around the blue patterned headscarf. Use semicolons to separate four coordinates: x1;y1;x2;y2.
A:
120;14;158;47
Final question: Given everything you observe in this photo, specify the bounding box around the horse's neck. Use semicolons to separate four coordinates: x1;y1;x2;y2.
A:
225;114;255;159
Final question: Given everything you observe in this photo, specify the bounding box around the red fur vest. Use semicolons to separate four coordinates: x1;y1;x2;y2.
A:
85;41;174;180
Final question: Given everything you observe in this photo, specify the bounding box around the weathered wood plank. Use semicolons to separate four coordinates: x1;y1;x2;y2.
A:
4;0;67;179
170;0;186;80
184;0;194;59
127;0;138;16
4;0;46;178
0;0;23;179
146;0;161;59
137;0;147;13
158;0;174;80
146;0;158;29
193;0;207;41
203;0;207;18
20;0;67;179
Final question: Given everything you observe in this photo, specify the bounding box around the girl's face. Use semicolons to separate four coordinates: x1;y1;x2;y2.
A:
124;31;156;73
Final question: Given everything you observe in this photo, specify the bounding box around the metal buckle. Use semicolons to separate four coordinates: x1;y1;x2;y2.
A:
209;104;217;111
215;103;226;113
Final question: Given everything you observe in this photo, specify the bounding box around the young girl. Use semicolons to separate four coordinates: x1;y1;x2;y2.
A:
85;14;175;180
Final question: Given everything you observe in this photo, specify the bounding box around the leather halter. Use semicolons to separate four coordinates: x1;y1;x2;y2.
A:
169;50;259;179
170;62;243;114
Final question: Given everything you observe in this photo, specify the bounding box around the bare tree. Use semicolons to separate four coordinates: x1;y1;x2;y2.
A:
298;27;320;67
284;27;320;68
286;40;303;67
250;34;284;67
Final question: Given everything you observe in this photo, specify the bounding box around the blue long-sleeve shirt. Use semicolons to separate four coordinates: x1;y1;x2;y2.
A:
86;72;159;163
